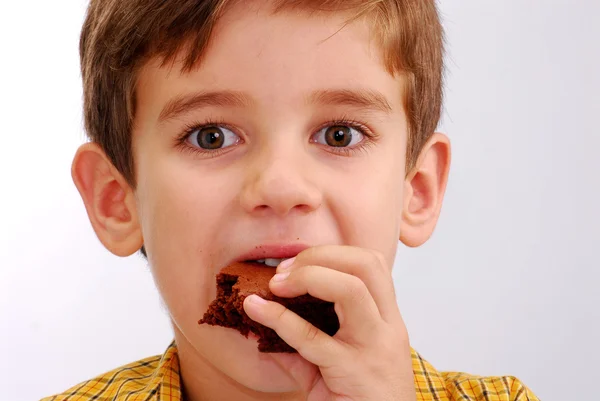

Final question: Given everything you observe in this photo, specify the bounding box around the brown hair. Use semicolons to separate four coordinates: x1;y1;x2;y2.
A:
80;0;444;186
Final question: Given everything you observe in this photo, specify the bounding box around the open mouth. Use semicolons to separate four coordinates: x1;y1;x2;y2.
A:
234;243;307;268
244;258;290;267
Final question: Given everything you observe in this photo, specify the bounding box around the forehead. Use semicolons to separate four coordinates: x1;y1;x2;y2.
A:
136;2;404;119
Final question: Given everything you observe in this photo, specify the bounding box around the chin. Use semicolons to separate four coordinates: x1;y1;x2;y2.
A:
201;326;299;392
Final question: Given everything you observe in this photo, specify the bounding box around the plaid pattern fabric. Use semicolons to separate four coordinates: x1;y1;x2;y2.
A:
41;343;181;401
41;342;539;401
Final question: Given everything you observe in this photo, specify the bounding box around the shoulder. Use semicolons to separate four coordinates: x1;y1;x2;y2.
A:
441;371;540;401
412;350;540;401
39;352;171;401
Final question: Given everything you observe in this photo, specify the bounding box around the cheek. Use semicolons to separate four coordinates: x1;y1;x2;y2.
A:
331;149;405;266
134;153;238;320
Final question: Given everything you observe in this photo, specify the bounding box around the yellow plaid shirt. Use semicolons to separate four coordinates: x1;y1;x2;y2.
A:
41;342;539;401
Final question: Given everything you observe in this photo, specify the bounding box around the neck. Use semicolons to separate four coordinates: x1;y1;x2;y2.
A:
173;326;304;401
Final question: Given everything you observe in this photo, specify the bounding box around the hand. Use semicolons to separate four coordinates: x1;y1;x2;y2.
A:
243;245;416;401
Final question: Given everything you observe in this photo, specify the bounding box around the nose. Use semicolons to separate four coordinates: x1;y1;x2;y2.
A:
239;149;322;217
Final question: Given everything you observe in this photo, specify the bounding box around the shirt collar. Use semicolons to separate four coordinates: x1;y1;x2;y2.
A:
152;342;447;401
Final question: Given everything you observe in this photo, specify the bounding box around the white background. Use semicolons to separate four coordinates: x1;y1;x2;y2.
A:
1;1;599;400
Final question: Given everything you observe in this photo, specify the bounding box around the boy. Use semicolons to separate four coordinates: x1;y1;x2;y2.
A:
43;0;540;400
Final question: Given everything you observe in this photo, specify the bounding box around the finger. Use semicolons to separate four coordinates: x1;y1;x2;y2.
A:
270;265;381;343
243;294;345;366
278;245;399;323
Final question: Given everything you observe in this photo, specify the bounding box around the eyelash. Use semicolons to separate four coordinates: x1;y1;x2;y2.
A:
174;116;379;158
175;117;233;159
314;117;379;157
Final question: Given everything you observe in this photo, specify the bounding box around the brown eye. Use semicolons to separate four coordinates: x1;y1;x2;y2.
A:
325;126;352;147
313;125;364;148
187;126;240;150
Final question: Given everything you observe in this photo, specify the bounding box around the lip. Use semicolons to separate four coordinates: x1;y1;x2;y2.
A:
233;243;310;264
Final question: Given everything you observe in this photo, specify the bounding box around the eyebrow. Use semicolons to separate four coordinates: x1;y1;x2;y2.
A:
308;89;393;114
158;90;252;123
158;87;393;123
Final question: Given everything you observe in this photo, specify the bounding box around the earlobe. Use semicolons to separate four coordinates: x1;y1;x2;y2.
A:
71;142;143;257
399;133;451;247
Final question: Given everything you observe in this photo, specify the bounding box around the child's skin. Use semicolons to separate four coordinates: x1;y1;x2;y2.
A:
73;1;450;400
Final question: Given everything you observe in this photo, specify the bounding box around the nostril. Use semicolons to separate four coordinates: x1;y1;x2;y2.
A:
240;174;322;216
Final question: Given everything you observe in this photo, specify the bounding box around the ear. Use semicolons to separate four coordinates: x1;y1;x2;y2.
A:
400;132;451;247
71;142;143;257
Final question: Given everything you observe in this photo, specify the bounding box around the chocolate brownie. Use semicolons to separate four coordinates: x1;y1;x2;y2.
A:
199;262;340;353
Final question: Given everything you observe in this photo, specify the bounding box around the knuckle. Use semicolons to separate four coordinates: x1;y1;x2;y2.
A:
346;275;369;304
303;322;321;342
275;304;292;324
371;250;388;270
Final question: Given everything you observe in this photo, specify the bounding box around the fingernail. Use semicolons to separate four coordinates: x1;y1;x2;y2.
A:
272;272;290;282
278;257;296;270
247;294;268;305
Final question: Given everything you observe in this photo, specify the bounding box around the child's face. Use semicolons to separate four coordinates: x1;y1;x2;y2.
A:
133;2;409;392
